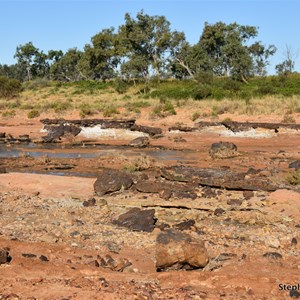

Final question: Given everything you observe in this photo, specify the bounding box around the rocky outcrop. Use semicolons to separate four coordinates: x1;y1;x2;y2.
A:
196;121;300;132
156;229;209;271
112;207;156;232
94;169;133;195
129;137;150;148
209;141;238;159
161;165;277;191
131;124;162;136
42;124;81;142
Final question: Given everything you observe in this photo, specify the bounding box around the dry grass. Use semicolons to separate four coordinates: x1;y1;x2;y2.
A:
0;84;299;123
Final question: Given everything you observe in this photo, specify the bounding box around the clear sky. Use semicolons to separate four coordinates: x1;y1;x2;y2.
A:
1;0;300;74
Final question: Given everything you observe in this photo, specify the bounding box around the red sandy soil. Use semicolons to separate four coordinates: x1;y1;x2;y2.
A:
0;111;300;299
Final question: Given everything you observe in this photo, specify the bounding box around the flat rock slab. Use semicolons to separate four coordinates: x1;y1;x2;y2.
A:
41;118;136;129
112;207;156;232
0;173;95;199
196;121;300;132
161;165;277;191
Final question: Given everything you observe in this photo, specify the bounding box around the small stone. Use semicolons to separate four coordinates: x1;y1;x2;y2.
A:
0;248;11;264
39;255;49;262
292;238;298;245
83;198;96;207
263;252;282;259
174;219;195;231
214;208;225;216
243;190;254;200
159;189;172;200
265;236;280;249
227;199;242;206
22;253;37;259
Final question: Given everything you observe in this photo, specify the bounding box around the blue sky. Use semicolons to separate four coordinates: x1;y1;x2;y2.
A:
1;0;300;74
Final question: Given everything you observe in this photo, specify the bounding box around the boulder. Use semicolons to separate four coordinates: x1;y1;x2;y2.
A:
128;136;150;148
94;169;133;195
156;229;209;271
209;141;238;159
113;207;156;232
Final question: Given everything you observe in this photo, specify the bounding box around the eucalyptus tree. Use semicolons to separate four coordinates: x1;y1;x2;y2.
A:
78;27;120;81
168;31;211;80
199;22;276;82
50;48;83;81
118;10;172;82
14;42;39;81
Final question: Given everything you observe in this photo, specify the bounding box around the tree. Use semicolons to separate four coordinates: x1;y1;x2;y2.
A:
199;22;276;82
118;11;172;82
14;42;39;81
78;27;120;80
275;45;298;75
50;48;83;81
168;31;211;80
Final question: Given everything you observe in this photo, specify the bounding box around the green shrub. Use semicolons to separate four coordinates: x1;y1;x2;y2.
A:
24;78;52;90
79;103;94;118
2;110;16;117
192;112;201;121
27;109;40;119
0;77;22;98
152;100;176;117
126;101;150;113
193;84;212;100
114;79;129;94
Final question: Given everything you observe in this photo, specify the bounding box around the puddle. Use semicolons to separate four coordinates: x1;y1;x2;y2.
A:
0;144;197;162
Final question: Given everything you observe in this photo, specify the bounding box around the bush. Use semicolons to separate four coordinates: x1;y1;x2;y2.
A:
191;112;201;121
287;170;300;185
0;77;22;98
152;100;176;117
27;109;40;119
79;103;94;118
103;106;120;117
2;110;16;117
193;84;212;100
114;79;128;94
125;101;150;113
24;78;52;90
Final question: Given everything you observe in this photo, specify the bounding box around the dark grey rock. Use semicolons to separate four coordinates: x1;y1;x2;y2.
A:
113;207;156;232
94;169;133;195
289;160;300;170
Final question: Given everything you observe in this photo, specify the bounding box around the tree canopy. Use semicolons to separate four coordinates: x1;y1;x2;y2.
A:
0;11;281;83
